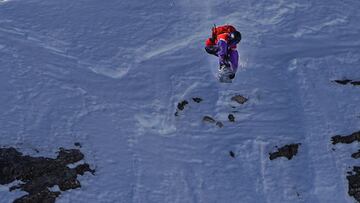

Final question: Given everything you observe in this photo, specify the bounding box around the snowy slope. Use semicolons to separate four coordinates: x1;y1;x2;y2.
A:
1;0;360;202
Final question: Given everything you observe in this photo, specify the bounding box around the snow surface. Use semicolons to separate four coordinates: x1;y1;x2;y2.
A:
1;0;360;202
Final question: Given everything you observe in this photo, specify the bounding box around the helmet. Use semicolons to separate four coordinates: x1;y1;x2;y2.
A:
229;31;241;44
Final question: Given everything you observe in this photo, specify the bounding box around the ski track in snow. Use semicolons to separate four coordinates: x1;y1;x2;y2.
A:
1;0;360;202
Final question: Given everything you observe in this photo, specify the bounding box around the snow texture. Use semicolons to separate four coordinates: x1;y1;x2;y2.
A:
1;0;360;202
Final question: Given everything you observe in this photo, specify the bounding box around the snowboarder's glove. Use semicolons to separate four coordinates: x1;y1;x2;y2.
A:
205;46;218;56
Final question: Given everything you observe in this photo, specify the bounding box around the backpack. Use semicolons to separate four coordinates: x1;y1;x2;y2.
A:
211;24;236;40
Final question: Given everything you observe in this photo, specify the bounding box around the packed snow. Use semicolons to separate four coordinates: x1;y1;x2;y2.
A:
1;0;360;202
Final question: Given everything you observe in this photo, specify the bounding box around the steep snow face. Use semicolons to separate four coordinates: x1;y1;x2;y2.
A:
1;0;360;202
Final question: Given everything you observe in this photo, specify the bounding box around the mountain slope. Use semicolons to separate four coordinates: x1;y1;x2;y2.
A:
1;0;360;202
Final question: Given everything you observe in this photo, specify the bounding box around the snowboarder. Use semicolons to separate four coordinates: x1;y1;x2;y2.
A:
205;24;241;82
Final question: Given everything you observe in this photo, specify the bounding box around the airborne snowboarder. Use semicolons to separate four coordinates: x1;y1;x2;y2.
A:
205;24;241;83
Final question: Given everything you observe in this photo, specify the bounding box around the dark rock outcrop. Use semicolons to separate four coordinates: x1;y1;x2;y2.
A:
347;167;360;203
269;144;301;160
175;100;189;116
331;131;360;145
352;150;360;159
0;147;94;203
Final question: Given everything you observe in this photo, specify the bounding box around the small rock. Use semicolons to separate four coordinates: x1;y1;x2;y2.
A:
203;116;216;123
177;100;189;111
229;151;235;158
74;142;82;148
228;114;235;122
231;95;248;104
216;121;224;128
192;97;203;103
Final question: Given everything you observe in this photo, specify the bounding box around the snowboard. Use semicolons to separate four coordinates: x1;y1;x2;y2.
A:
217;66;234;83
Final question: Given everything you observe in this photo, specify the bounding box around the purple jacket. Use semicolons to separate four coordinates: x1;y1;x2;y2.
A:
218;40;239;72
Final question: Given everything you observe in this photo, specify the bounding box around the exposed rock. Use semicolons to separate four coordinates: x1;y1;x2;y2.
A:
0;147;95;203
177;100;189;111
269;143;301;160
228;114;235;122
202;116;223;128
203;116;216;123
334;79;360;86
13;189;60;203
331;131;360;145
347;166;360;203
334;131;360;202
229;151;235;158
352;150;360;159
192;97;203;103
216;121;224;128
231;95;248;104
74;142;82;148
175;100;189;116
334;79;352;85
